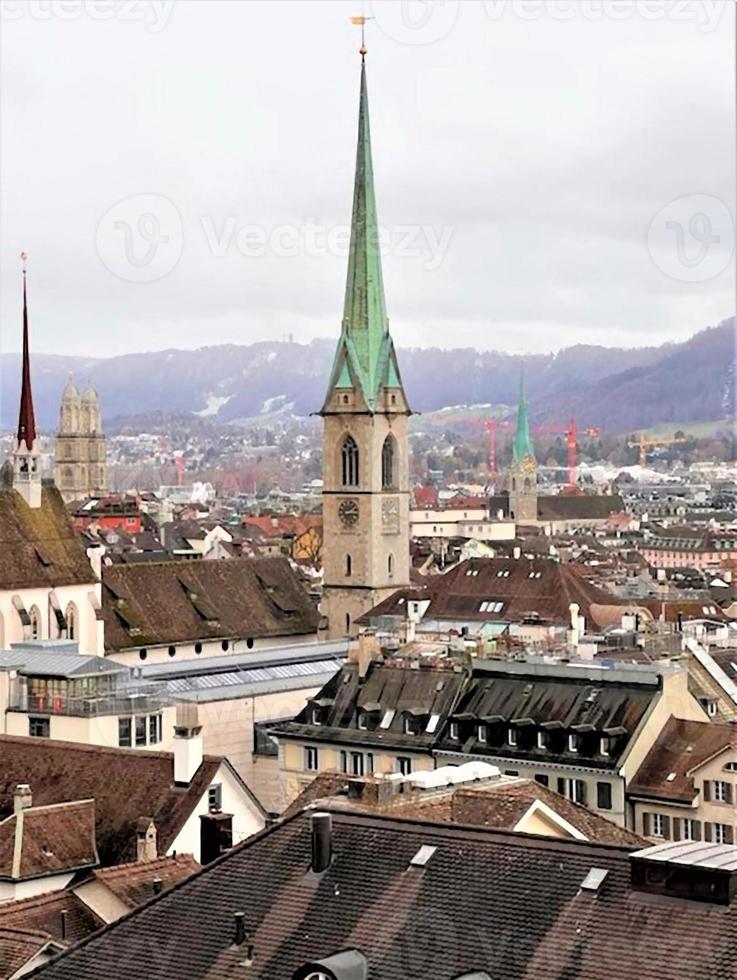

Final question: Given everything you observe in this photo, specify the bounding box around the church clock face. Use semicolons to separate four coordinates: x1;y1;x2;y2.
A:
338;498;359;528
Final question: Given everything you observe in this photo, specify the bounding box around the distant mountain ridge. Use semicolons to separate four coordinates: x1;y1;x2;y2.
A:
1;318;733;434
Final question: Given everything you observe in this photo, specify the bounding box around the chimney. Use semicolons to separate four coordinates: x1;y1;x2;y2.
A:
513;546;521;560
173;703;203;785
311;812;333;873
152;876;163;895
136;817;158;863
14;784;32;814
349;630;380;679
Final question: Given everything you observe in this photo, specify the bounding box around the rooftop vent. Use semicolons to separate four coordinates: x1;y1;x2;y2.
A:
630;841;737;905
311;812;333;874
293;949;368;980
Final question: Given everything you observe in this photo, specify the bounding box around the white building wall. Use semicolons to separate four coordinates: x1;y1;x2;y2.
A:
108;633;318;668
168;762;264;861
0;871;75;904
0;582;103;656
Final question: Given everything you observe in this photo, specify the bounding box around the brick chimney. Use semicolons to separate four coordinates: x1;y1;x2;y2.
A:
14;784;32;814
136;817;158;863
173;703;204;785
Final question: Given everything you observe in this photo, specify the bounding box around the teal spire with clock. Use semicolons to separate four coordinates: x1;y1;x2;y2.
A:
323;59;407;413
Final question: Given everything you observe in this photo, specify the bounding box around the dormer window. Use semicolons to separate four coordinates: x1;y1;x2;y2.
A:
449;721;459;740
508;727;518;746
600;736;611;756
478;723;487;743
568;734;580;753
311;707;322;726
358;711;368;731
537;731;547;750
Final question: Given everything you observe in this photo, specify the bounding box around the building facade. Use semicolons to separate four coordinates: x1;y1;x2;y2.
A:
320;60;411;639
54;381;108;503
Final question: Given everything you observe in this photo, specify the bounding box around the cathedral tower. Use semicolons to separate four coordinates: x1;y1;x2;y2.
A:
508;371;538;522
320;55;411;639
54;380;107;502
13;253;42;509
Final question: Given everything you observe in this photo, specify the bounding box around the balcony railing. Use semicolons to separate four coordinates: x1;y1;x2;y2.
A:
10;688;170;718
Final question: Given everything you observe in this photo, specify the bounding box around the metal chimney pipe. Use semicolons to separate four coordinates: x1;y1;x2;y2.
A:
233;911;246;946
152;876;163;895
311;812;333;873
60;909;68;941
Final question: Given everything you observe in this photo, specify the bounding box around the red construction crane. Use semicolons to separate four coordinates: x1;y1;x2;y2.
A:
469;418;514;478
533;414;601;487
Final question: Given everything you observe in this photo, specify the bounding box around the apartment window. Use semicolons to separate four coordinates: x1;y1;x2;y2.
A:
651;813;666;838
449;721;459;740
558;777;587;805
477;723;487;744
118;717;132;747
149;713;162;745
208;784;223;812
397;757;412;776
711;823;733;845
534;773;549;787
304;746;319;772
28;716;50;738
350;752;364;777
135;716;147;747
680;818;700;841
508;728;518;746
711;780;732;803
366;753;374;775
340;750;348;774
596;781;612;811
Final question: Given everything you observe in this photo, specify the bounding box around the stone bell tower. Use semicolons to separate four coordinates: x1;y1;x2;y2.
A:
320;53;411;639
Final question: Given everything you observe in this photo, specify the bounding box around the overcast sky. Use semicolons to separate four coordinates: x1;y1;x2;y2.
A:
1;0;734;357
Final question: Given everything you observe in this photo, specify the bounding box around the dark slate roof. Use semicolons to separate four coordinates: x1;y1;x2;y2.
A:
436;661;660;769
101;556;319;651
487;492;624;523
0;736;221;866
26;808;737;980
0;486;96;590
0;800;97;881
272;662;466;753
629;718;737;803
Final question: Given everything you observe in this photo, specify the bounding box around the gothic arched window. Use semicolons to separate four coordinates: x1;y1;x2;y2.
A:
381;435;396;488
345;554;352;577
341;435;359;486
65;602;78;641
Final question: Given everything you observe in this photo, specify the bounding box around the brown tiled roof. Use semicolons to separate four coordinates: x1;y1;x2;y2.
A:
361;556;627;629
629;717;736;803
26;808;737;980
0;890;100;946
0;800;97;881
0;736;221;866
0;926;58;978
285;774;644;848
0;486;96;590
537;494;624;521
89;854;199;909
101;555;319;651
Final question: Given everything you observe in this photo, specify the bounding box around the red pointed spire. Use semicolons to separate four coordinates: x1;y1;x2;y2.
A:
16;252;37;449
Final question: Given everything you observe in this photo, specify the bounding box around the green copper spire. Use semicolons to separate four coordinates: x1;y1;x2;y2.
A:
513;369;535;462
324;60;404;412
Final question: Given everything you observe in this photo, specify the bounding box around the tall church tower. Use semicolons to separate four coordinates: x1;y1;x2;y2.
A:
13;253;42;509
320;54;411;639
508;372;538;522
54;381;107;503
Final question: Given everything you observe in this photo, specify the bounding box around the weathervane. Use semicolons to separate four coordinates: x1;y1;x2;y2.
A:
350;14;373;61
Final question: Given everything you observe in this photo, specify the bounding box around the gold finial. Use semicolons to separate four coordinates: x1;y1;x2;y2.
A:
20;251;28;275
350;15;372;60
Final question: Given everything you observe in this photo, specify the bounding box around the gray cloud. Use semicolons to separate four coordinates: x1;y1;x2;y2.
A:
0;0;734;357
